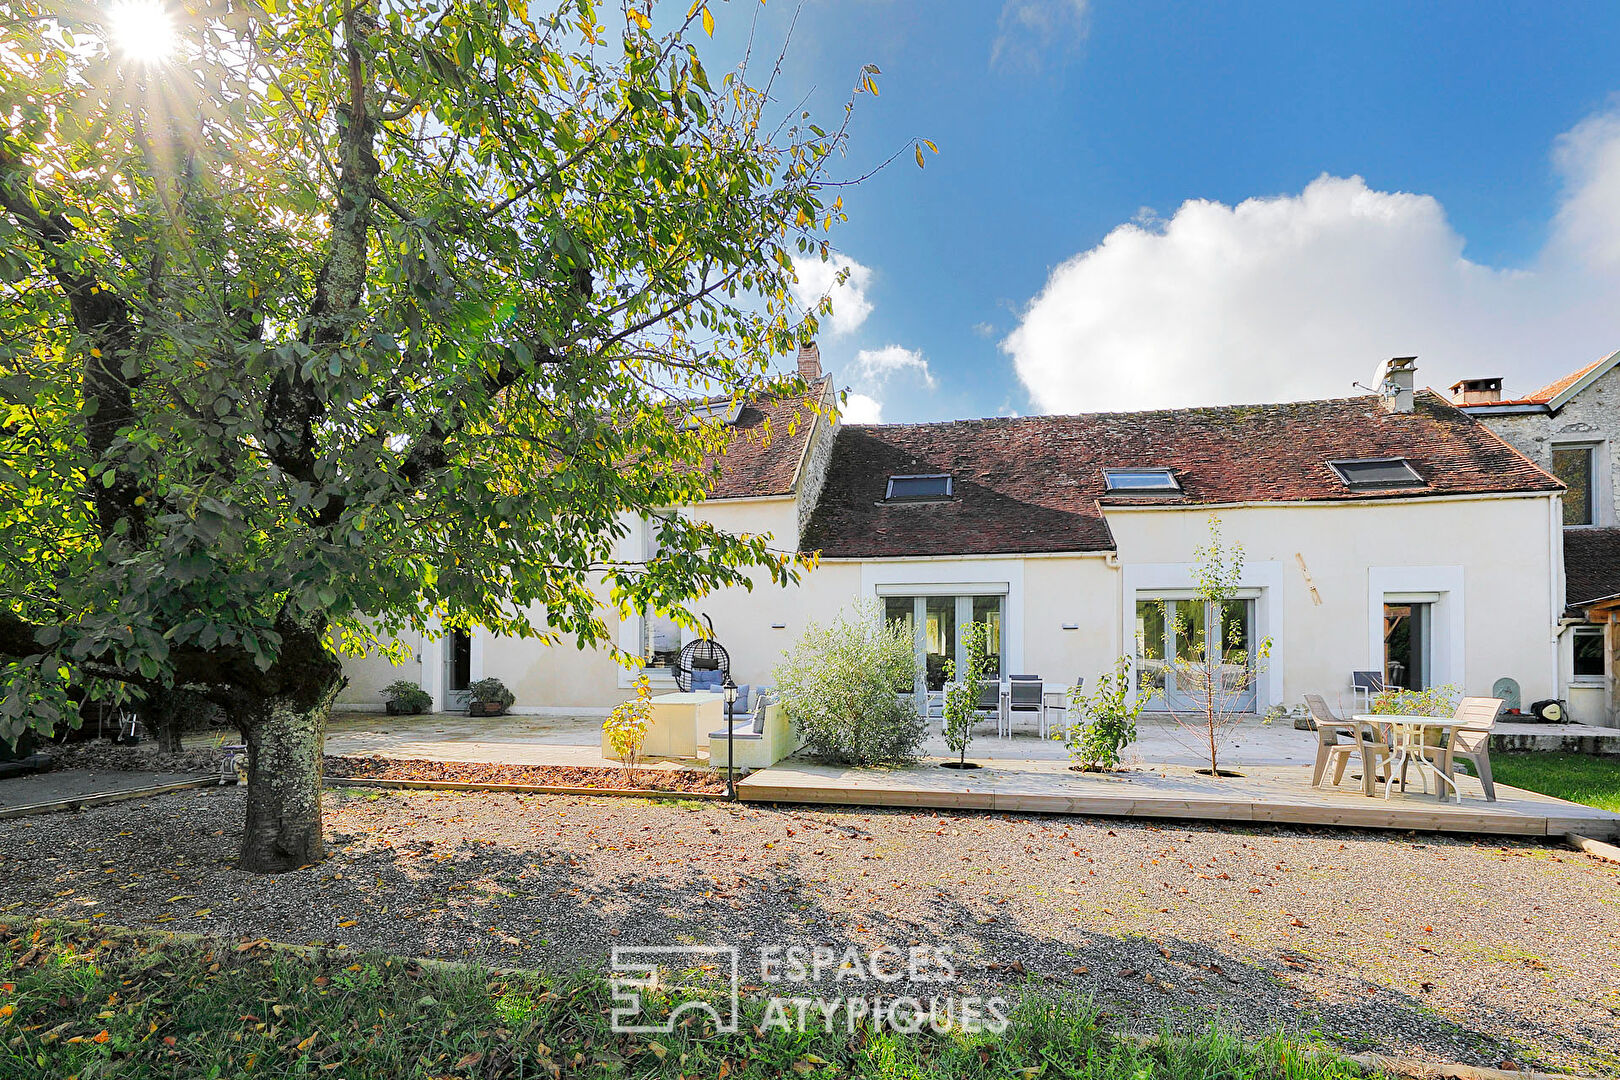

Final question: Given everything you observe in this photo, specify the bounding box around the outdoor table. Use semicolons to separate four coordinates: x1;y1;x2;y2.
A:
1352;714;1473;801
600;691;723;760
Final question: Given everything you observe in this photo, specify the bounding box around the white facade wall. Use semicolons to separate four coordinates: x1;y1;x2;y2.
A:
335;495;837;713
339;489;1563;717
1103;496;1562;710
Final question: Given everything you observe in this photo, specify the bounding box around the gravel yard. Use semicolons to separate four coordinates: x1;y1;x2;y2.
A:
1;784;1616;1073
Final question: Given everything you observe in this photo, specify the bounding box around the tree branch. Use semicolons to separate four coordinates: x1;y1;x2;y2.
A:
262;1;380;505
0;143;149;548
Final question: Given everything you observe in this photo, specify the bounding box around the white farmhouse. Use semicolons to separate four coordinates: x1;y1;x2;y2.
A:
339;351;1577;725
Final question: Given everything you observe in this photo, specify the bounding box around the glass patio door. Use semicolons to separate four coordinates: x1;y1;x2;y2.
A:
883;594;1005;707
443;631;472;710
1135;598;1256;713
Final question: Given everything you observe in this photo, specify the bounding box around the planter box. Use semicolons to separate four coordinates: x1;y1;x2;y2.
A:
384;701;425;716
467;701;508;718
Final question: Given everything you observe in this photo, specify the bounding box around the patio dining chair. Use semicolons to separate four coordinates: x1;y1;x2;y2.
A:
1443;696;1503;802
1303;694;1356;787
1349;670;1385;714
1322;716;1394;797
975;679;1006;736
1007;675;1043;736
1043;677;1082;741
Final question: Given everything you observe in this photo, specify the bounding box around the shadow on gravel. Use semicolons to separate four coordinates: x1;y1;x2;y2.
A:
0;785;1612;1073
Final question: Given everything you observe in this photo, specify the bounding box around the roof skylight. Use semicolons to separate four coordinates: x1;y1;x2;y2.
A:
1329;457;1425;490
885;474;953;501
1103;468;1179;493
680;398;743;429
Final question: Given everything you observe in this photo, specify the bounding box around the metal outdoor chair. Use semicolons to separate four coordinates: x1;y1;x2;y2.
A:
1007;675;1043;736
1350;670;1385;714
1043;677;1082;741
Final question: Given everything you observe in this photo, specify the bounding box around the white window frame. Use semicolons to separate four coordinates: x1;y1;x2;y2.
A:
1550;440;1608;528
1367;568;1465;691
618;512;685;689
1120;560;1285;710
1571;624;1607;684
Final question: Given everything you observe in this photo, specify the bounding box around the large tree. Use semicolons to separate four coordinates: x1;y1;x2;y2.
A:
0;0;878;870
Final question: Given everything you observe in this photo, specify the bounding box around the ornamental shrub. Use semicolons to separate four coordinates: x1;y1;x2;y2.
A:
773;601;925;766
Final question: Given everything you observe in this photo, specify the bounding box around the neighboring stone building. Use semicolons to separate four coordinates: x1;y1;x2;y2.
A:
1455;349;1620;725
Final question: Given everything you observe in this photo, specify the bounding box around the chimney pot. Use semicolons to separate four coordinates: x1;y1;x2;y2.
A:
1376;356;1417;413
796;341;822;380
1448;376;1503;405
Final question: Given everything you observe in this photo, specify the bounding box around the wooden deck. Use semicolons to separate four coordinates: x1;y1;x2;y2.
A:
737;757;1620;839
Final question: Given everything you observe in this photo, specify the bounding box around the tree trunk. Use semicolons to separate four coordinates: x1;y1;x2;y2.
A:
149;687;222;753
235;625;344;873
156;718;183;753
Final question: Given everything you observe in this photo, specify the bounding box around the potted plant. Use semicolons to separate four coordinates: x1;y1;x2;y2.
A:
466;677;515;717
940;620;992;770
383;680;433;716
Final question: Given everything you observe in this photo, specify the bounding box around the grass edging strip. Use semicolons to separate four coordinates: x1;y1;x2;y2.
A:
1115;1031;1601;1080
324;774;729;800
7;917;1608;1080
1563;831;1620;865
7;916;532;977
0;776;214;820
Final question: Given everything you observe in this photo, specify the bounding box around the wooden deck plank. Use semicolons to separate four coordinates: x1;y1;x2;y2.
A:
736;757;1620;839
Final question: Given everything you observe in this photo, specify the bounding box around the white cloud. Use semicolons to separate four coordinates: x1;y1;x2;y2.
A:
991;0;1090;74
1004;104;1620;414
840;392;884;424
790;253;873;336
854;344;937;390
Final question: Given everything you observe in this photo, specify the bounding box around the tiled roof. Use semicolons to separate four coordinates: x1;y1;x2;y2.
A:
800;391;1562;559
1486;352;1618;407
1525;356;1610;403
704;377;829;499
1566;528;1620;609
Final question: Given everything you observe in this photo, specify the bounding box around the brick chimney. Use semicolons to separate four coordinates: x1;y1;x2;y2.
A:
1448;376;1503;405
1376;356;1417;413
796;341;822;380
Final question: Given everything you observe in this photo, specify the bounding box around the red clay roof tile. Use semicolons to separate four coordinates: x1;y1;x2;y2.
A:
801;390;1561;558
703;377;829;500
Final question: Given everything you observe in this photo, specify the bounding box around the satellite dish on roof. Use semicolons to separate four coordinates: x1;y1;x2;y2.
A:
1492;677;1521;714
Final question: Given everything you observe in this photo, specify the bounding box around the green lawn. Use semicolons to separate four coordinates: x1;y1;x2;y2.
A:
1490;752;1620;812
0;920;1367;1080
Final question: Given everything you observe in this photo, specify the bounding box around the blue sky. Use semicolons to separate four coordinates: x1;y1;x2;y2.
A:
706;1;1620;422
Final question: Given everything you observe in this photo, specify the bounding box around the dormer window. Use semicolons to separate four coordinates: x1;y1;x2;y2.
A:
1104;468;1179;493
885;474;953;501
1329;457;1425;490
